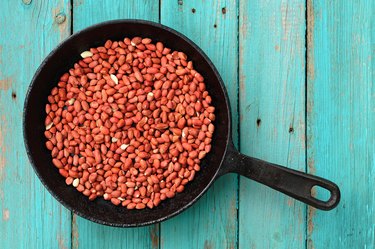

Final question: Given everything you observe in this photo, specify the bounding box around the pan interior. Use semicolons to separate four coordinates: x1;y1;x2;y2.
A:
24;20;231;226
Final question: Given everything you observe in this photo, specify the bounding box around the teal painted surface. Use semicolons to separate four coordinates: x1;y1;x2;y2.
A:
72;0;159;32
160;1;238;248
0;1;72;249
72;216;159;249
0;0;374;248
239;1;307;248
72;1;160;248
307;0;374;248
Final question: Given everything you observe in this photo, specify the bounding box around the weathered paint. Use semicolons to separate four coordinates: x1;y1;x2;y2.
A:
239;0;307;248
307;0;374;248
160;0;238;248
0;1;72;249
73;0;159;31
0;78;13;91
1;0;374;248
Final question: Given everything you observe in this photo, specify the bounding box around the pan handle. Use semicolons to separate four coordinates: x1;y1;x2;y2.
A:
219;142;340;210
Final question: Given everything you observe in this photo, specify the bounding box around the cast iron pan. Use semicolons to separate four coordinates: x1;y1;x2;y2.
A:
23;20;340;227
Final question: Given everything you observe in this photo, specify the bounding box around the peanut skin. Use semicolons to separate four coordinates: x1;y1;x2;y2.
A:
45;38;215;209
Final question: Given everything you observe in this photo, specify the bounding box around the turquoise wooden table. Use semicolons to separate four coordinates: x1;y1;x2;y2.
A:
0;0;373;248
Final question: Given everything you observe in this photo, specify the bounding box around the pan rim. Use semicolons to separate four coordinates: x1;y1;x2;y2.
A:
23;19;232;227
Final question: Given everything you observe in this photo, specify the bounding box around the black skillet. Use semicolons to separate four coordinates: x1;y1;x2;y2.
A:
23;20;340;227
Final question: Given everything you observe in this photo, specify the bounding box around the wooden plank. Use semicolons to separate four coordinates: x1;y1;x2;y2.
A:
72;0;159;32
239;0;306;248
72;1;160;248
307;0;374;248
160;1;238;249
72;216;159;249
0;1;72;249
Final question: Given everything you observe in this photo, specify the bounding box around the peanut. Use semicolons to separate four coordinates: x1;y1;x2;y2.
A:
45;37;215;210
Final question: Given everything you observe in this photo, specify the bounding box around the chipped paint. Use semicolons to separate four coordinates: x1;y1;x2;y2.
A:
0;78;12;91
52;6;70;40
73;0;84;7
287;198;293;207
297;205;304;226
204;240;213;249
239;75;245;92
240;14;248;39
281;2;291;40
239;8;247;115
307;180;317;248
306;5;316;217
150;225;159;249
307;157;316;175
307;207;316;249
72;215;79;249
225;194;238;244
0;126;5;183
307;0;315;81
2;209;9;221
230;193;237;217
57;234;68;249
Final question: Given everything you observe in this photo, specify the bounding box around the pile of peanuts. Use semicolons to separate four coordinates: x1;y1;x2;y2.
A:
44;37;215;209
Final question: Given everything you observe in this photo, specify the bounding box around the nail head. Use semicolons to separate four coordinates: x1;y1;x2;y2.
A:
55;13;66;24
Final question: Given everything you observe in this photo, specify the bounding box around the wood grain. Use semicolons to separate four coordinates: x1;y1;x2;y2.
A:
0;1;72;249
1;0;374;248
160;1;238;248
72;0;159;32
239;0;307;248
72;1;160;248
307;0;374;248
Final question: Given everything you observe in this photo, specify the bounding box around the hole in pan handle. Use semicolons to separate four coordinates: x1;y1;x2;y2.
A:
219;142;341;210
